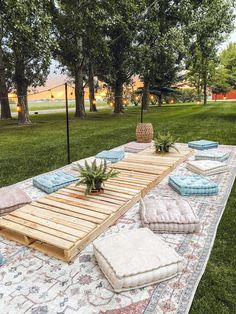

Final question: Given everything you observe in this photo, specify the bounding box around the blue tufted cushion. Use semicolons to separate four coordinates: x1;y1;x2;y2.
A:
168;175;219;196
33;171;78;194
188;140;218;150
195;150;230;162
0;253;5;267
96;150;125;163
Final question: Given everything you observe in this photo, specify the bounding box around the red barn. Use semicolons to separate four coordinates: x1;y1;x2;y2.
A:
212;90;236;100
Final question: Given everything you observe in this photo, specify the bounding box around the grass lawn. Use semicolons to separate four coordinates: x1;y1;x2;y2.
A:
0;101;236;313
10;100;109;112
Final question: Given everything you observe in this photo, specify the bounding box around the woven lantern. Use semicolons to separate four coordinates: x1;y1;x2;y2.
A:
136;123;154;143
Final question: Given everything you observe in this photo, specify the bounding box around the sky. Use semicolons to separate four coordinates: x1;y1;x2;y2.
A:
28;29;236;100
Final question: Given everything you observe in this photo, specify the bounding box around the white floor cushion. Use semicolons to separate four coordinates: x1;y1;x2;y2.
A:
140;198;200;233
93;228;184;292
187;160;228;176
195;150;230;162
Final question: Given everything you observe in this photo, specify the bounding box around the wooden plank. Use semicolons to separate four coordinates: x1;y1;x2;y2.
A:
0;218;73;250
104;183;140;195
116;169;157;177
66;187;124;205
10;210;85;239
106;179;145;189
6;213;79;242
58;188;124;206
0;228;34;245
21;205;94;233
36;199;106;222
47;195;114;215
52;192;119;211
111;162;168;175
71;184;132;201
114;160;169;171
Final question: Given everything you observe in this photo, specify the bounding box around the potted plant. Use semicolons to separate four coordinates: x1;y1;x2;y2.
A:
76;160;119;195
154;132;179;153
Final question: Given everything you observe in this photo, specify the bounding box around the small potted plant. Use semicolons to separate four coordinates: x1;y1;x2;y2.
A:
76;160;119;195
154;132;179;153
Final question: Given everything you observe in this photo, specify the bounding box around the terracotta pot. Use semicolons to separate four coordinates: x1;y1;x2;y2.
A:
136;123;154;143
91;188;104;195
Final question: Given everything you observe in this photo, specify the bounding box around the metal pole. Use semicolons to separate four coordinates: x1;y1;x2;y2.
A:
65;83;71;164
141;95;144;123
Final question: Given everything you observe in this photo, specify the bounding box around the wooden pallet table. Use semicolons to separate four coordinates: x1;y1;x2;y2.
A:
0;145;193;261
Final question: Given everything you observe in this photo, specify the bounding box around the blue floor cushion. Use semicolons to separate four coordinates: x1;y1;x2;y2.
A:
96;150;125;163
0;253;6;267
169;175;219;196
33;171;78;194
188;140;218;150
195;150;230;162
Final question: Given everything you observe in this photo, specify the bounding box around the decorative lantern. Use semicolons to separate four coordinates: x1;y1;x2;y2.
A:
16;103;22;112
136;123;154;143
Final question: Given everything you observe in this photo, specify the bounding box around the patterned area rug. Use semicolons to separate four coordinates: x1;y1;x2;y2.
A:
0;144;235;314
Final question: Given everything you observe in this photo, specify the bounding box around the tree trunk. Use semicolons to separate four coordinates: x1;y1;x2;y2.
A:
0;40;12;119
142;78;150;111
203;76;207;105
0;89;12;120
158;93;162;107
17;84;31;124
113;80;124;114
75;66;85;118
88;64;97;112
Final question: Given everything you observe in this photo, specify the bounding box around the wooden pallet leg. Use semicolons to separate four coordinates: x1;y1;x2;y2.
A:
0;228;34;245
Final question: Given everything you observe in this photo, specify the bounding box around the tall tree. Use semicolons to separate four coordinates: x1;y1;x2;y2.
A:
187;0;235;105
0;10;13;120
135;0;187;109
52;0;108;118
220;42;236;89
103;0;143;113
2;0;53;124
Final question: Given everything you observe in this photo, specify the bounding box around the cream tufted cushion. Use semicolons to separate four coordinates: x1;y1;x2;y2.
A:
124;141;152;153
140;198;200;233
93;228;184;292
187;160;228;176
0;187;31;216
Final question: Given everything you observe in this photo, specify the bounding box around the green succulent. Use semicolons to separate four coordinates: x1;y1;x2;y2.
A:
76;160;119;194
154;132;179;153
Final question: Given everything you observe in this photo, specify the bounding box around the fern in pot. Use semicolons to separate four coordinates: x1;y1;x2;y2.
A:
154;132;179;153
76;160;119;195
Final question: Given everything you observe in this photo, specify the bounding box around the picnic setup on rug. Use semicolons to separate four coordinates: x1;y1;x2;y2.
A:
0;129;235;313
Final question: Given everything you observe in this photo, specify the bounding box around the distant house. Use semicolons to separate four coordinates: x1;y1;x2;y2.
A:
212;90;236;100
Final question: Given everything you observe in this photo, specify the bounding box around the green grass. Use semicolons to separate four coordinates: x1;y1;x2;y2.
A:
0;101;236;313
10;100;109;112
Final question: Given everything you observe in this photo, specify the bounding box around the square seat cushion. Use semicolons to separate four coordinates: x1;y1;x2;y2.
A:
195;150;230;162
72;157;111;170
96;150;125;163
0;186;31;216
124;141;152;153
169;175;219;196
187;160;228;176
0;253;5;266
140;198;200;233
188;140;218;150
93;228;184;292
33;171;78;194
